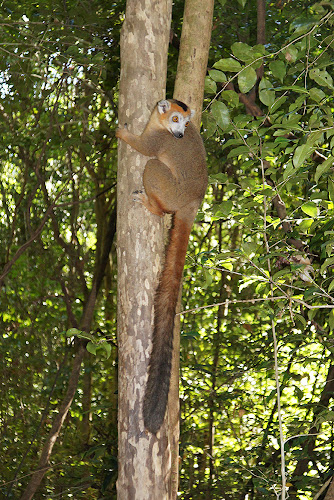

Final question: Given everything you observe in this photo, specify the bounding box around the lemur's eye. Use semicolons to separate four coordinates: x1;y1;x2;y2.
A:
172;116;179;122
185;121;189;127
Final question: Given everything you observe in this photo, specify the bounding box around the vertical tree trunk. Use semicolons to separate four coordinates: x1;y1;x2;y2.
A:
20;345;86;500
20;282;105;500
173;0;214;127
172;1;214;491
171;0;214;495
81;353;92;446
116;0;174;498
325;479;334;500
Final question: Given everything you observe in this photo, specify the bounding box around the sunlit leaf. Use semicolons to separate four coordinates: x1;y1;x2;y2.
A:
238;67;257;93
309;68;334;90
301;201;318;217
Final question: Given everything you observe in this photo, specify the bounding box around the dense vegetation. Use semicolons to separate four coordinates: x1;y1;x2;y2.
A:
1;0;334;498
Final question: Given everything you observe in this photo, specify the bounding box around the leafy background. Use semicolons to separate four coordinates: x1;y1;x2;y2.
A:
1;0;334;498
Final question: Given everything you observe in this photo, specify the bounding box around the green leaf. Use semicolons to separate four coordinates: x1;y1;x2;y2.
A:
242;241;258;256
274;85;309;94
202;112;217;137
328;278;334;294
218;200;233;216
259;78;275;107
209;173;228;184
66;328;82;336
294;314;306;327
301;201;318;217
86;341;97;356
309;87;326;103
100;341;112;359
320;256;334;275
202;269;213;288
237;0;247;7
283;46;298;63
231;42;255;62
66;329;97;343
330;310;334;332
315;409;334;427
309;68;334;90
315;156;334;183
293;144;313;168
269;60;286;83
204;76;217;94
220;90;240;108
221;139;243;153
208;69;227;82
211;101;230;130
270;95;288;113
329;177;334;203
227;145;250;158
238;67;257;93
213;58;242;72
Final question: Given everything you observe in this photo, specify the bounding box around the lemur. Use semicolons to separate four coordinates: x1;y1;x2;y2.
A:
116;99;207;434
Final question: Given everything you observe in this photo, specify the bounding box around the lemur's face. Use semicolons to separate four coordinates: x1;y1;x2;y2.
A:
157;99;194;139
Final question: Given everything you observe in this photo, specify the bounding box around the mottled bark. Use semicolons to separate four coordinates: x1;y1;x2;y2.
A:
173;0;214;129
325;478;334;500
116;0;174;498
172;3;214;492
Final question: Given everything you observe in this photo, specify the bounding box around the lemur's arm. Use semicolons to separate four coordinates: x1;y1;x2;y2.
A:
116;126;158;157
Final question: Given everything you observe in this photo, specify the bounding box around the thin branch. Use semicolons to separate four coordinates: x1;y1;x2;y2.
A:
20;345;86;500
260;156;287;500
205;11;334;112
179;296;334;317
288;363;334;498
0;183;69;286
7;350;70;497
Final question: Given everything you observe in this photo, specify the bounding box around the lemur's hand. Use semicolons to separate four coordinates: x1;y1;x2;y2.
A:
115;123;128;140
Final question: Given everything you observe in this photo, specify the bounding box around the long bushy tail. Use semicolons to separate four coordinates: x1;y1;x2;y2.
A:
143;212;192;433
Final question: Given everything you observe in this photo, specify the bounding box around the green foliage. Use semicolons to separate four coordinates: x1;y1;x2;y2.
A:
66;329;112;359
179;0;334;498
0;0;121;497
2;0;334;499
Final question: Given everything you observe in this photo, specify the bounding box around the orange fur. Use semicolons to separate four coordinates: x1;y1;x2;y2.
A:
143;214;191;433
116;99;207;433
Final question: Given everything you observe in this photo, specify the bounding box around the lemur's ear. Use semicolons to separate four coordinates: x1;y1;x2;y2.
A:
190;109;195;119
157;100;171;114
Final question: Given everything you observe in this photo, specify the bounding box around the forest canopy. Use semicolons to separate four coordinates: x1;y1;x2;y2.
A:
1;0;334;499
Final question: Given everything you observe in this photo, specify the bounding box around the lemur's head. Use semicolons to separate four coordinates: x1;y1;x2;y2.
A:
157;99;195;139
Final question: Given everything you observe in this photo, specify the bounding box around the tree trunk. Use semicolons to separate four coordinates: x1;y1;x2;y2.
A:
116;0;174;498
117;0;213;496
81;353;92;447
172;1;214;491
289;363;334;499
173;0;214;128
20;231;116;499
325;479;334;500
20;344;86;500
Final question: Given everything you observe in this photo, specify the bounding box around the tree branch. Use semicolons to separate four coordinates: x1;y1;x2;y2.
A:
0;184;68;287
20;344;86;500
288;363;334;498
